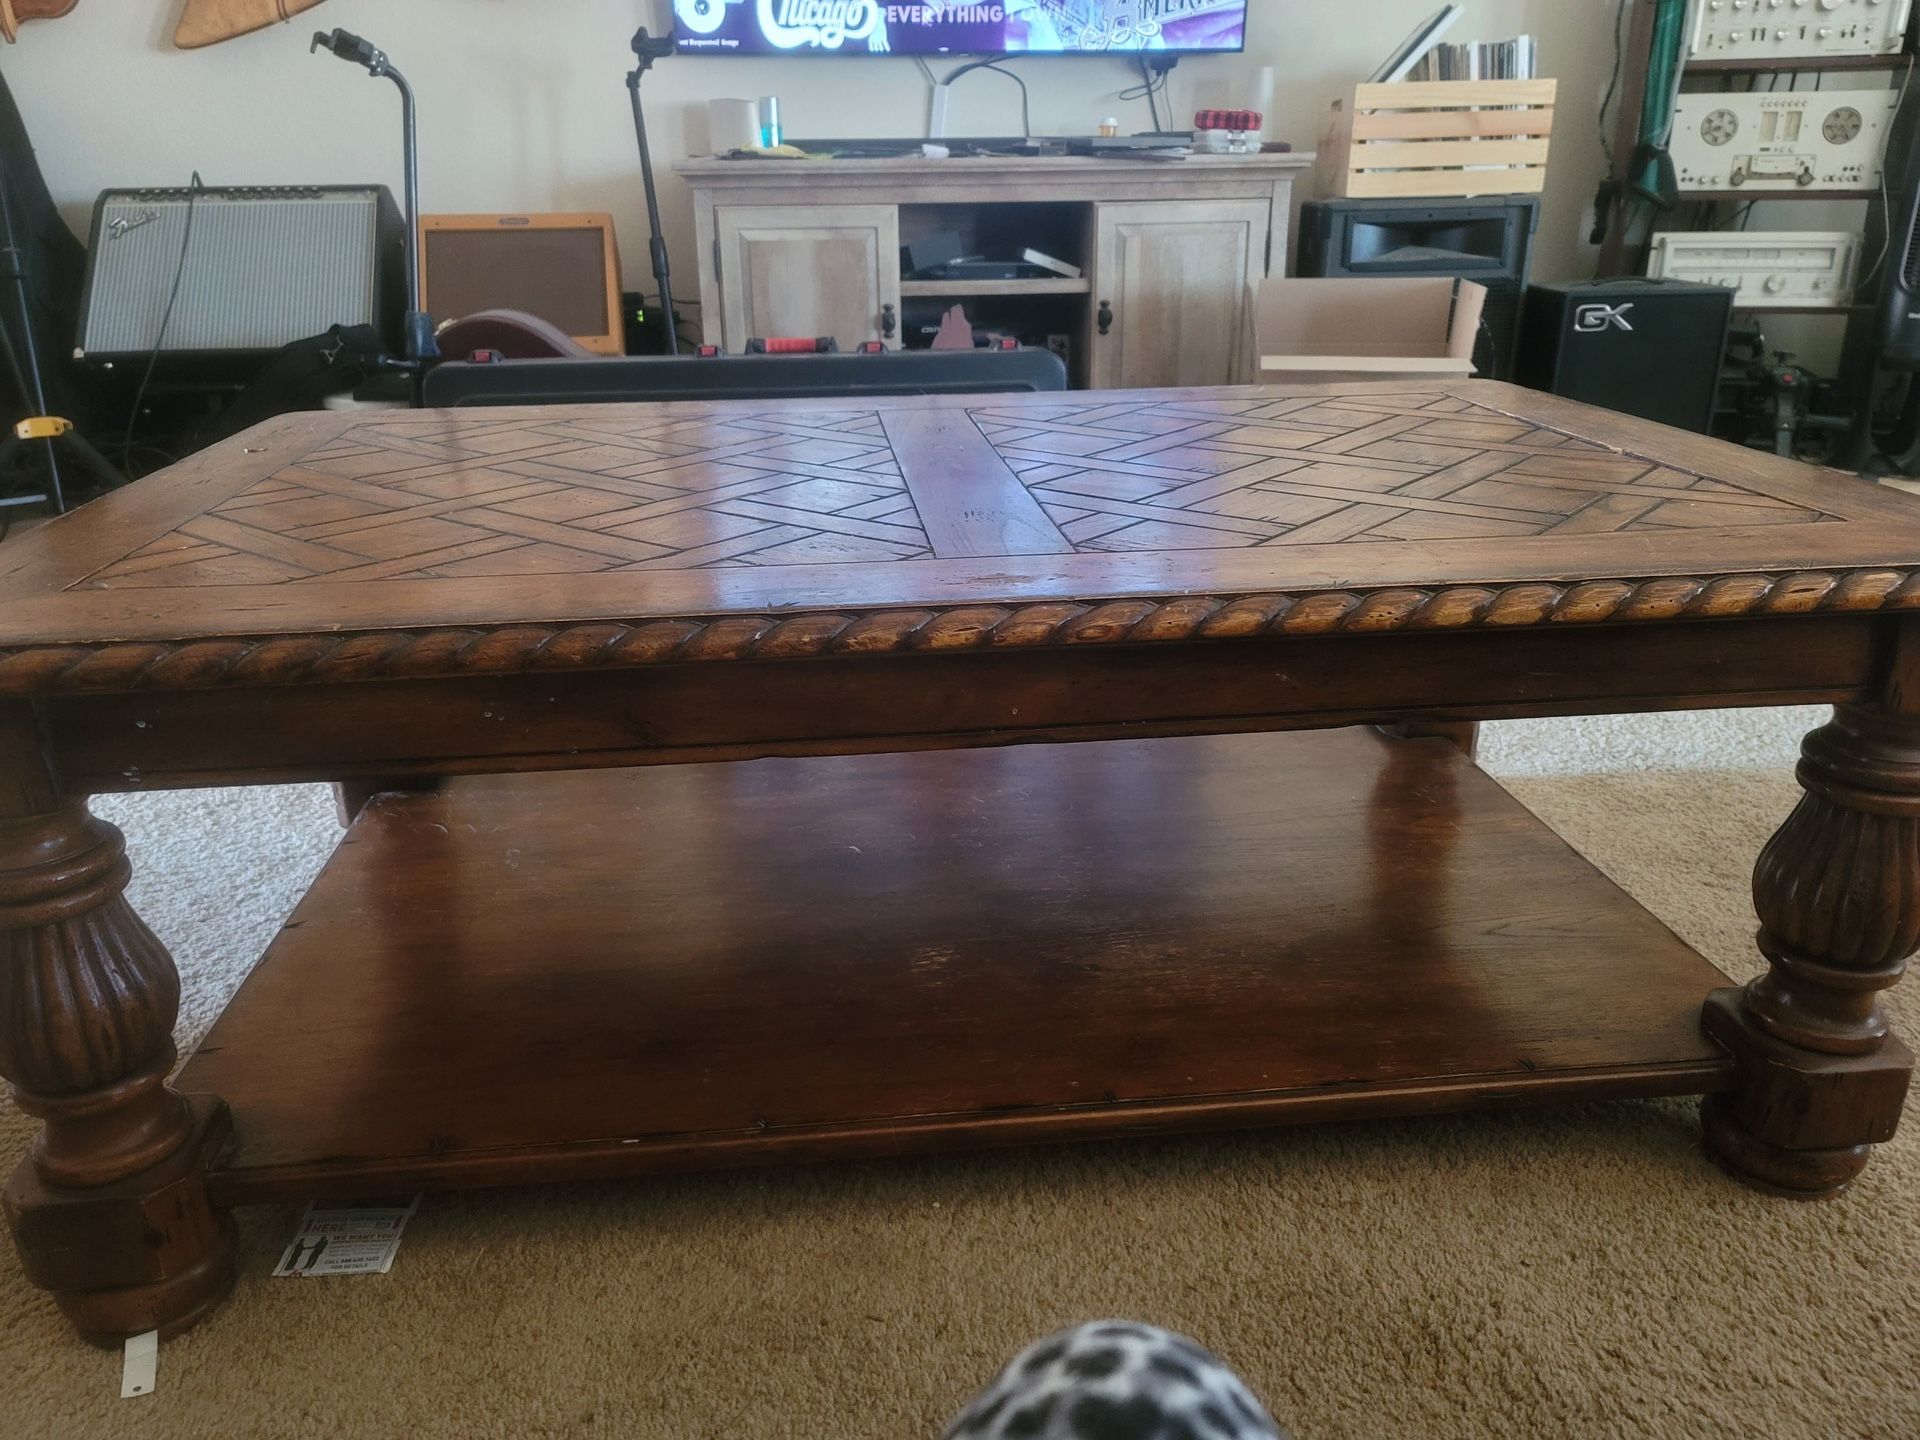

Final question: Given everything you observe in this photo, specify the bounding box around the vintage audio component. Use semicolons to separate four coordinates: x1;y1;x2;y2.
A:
1645;230;1862;308
1690;0;1914;61
78;185;404;370
1672;88;1898;192
1516;279;1735;434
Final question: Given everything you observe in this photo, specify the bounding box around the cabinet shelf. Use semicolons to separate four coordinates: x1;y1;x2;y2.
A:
900;277;1091;298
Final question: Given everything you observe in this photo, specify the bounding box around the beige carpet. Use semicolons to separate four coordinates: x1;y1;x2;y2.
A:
2;709;1916;1440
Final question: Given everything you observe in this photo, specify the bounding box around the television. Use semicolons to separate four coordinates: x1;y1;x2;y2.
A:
670;1;1248;56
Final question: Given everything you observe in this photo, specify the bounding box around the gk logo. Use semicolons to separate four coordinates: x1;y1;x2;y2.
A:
1574;302;1635;333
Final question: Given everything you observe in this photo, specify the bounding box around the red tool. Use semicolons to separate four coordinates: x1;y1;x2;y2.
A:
746;336;838;355
1194;108;1262;133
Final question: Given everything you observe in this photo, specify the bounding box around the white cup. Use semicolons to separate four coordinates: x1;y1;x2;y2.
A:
708;98;760;154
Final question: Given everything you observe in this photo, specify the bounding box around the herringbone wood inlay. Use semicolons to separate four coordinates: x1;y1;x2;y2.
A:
73;391;1833;590
978;391;1831;552
80;409;931;590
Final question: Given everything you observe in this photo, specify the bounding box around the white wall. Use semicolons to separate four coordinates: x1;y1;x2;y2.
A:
2;1;1619;301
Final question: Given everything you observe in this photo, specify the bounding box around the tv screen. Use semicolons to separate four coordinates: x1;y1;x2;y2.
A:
671;2;1248;56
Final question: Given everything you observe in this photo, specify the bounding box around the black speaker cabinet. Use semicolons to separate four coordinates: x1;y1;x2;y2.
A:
1295;195;1539;380
1515;279;1733;434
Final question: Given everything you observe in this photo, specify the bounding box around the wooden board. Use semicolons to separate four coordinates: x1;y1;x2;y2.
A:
176;727;1735;1204
1352;80;1560;111
6;382;1920;700
1345;168;1549;200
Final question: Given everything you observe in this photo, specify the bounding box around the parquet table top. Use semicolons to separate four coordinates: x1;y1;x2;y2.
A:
4;380;1919;694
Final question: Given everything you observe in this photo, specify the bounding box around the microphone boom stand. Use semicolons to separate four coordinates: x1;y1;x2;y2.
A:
628;25;679;356
312;29;437;404
0;157;123;514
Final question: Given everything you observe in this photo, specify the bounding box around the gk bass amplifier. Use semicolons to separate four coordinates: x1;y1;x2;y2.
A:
1515;279;1734;434
1295;196;1538;380
1691;0;1913;60
1672;88;1897;192
77;185;404;370
1646;230;1862;308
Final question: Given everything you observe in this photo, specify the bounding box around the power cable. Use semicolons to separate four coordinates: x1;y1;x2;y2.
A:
941;57;1030;138
121;170;202;473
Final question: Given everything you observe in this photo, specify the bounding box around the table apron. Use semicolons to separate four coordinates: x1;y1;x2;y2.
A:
40;614;1880;793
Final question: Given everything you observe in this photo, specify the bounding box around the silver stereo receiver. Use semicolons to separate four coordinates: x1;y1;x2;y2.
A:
1672;88;1898;191
1645;230;1863;308
78;185;404;370
1690;0;1914;61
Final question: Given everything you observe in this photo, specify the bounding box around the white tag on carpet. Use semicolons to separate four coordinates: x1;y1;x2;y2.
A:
273;1196;420;1277
121;1330;158;1398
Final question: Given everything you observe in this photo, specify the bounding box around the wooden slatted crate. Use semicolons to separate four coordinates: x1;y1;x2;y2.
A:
1316;79;1557;200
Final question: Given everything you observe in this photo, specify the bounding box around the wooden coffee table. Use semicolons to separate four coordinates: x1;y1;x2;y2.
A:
1;381;1915;1346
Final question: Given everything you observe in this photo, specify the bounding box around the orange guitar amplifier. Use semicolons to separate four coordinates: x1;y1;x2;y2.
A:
419;213;624;356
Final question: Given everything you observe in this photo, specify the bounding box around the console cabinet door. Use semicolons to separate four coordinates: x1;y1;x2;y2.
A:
715;205;900;352
1089;200;1271;390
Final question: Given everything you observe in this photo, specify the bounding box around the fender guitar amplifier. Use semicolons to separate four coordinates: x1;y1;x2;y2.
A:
1296;195;1538;380
77;185;404;373
1515;279;1733;434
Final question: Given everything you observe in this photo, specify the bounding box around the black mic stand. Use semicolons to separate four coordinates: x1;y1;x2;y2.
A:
628;25;680;356
0;157;122;515
311;28;438;404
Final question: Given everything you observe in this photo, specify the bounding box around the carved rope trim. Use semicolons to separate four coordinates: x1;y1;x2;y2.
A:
4;568;1917;696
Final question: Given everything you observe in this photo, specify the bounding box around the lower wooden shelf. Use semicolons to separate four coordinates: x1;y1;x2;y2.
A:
899;277;1090;297
178;728;1736;1205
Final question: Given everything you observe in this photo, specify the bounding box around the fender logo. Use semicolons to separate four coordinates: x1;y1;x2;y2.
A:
108;210;162;240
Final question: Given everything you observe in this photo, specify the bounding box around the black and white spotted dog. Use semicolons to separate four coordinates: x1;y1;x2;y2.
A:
944;1322;1292;1440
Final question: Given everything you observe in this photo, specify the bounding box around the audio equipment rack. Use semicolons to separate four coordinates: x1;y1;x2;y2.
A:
1592;0;1918;467
1598;2;1913;296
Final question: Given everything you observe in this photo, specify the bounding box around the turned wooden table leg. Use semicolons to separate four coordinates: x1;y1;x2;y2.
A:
0;704;235;1344
1702;701;1918;1198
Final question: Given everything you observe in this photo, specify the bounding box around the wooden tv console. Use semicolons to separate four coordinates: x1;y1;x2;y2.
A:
676;152;1312;388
